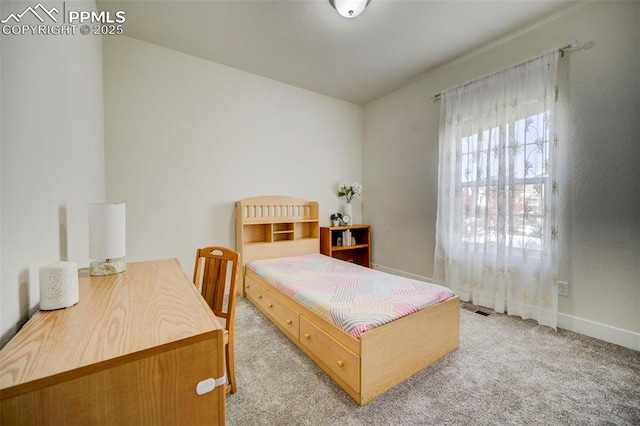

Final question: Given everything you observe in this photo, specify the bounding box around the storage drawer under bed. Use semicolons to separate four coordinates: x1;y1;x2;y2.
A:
245;276;300;339
299;316;360;392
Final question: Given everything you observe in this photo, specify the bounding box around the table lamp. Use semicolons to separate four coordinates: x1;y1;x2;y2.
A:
89;203;126;276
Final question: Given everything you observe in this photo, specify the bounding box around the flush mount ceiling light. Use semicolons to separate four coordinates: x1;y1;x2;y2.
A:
329;0;370;19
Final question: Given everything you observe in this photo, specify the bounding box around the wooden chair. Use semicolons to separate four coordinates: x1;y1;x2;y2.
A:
193;246;240;394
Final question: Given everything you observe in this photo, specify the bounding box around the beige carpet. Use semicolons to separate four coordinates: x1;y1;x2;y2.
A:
227;297;639;425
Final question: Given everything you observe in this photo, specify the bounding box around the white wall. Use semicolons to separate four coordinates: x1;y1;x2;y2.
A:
0;2;105;346
103;36;362;277
363;2;639;346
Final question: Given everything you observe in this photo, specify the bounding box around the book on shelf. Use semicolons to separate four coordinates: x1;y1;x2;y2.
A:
342;230;352;246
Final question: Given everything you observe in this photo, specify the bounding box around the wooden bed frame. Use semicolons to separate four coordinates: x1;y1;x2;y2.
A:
236;196;459;405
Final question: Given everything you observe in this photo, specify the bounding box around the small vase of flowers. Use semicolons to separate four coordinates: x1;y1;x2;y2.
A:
338;181;362;217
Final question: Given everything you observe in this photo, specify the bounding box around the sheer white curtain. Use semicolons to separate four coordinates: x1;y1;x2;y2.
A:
434;51;560;328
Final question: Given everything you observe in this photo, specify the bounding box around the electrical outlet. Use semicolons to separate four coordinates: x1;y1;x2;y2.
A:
558;281;569;297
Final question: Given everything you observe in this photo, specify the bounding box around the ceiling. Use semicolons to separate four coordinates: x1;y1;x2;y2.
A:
97;0;577;104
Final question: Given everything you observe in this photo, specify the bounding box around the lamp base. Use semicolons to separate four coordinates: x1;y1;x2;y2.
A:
90;257;127;276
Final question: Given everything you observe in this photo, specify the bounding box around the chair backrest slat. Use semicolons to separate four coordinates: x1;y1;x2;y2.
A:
204;258;228;316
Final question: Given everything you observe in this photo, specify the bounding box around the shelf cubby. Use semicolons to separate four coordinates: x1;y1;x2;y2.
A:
320;225;371;268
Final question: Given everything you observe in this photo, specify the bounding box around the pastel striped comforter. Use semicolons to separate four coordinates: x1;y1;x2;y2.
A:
247;254;455;339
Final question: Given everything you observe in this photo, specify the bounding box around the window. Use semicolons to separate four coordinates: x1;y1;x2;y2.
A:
460;111;550;252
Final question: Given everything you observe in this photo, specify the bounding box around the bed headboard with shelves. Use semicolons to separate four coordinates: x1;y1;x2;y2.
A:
236;196;320;295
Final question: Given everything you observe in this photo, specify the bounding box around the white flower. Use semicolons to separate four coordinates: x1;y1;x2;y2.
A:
352;182;362;196
337;181;363;203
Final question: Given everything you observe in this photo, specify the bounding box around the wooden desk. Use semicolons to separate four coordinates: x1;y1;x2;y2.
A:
0;259;226;425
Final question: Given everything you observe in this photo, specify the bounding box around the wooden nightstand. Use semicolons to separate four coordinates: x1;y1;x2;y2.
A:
320;225;371;267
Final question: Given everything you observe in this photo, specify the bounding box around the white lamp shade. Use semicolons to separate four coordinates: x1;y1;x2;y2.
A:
89;203;126;259
331;0;369;18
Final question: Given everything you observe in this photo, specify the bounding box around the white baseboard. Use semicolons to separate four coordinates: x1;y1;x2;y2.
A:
557;313;639;351
372;263;639;351
371;263;434;283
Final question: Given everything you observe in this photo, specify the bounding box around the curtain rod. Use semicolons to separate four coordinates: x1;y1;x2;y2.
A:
431;41;582;102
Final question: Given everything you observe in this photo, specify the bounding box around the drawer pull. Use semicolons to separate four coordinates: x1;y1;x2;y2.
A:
257;295;262;299
286;319;292;325
268;303;273;308
337;360;344;367
304;333;310;339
